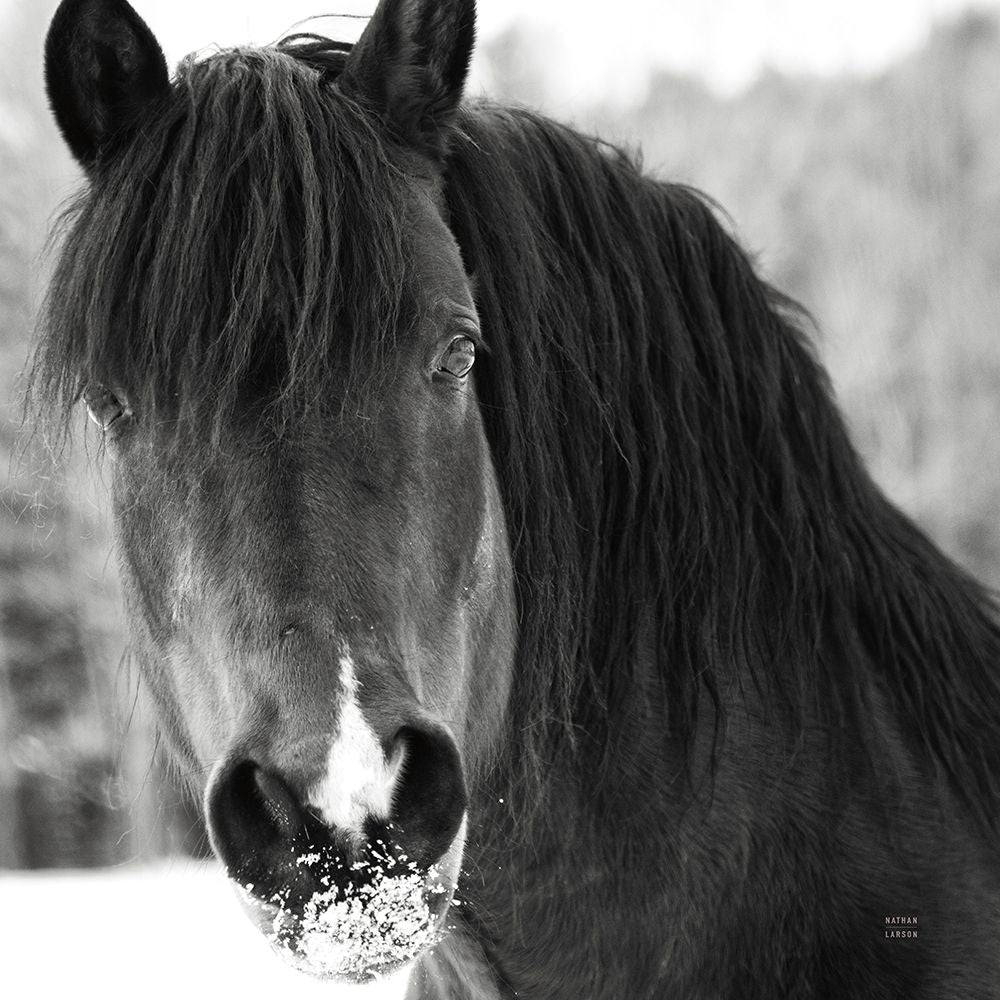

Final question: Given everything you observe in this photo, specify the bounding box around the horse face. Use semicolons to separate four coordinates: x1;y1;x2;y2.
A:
113;180;513;979
45;0;510;983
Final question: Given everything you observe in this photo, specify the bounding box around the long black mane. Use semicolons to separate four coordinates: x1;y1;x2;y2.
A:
34;36;1000;832
444;105;1000;831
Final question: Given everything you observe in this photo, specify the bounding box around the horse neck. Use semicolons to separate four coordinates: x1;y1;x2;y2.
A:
447;112;1000;997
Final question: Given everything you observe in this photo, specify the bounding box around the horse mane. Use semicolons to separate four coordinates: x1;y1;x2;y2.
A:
443;106;1000;831
32;36;1000;833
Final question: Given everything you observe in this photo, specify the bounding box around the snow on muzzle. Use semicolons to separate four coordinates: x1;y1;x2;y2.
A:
205;723;468;982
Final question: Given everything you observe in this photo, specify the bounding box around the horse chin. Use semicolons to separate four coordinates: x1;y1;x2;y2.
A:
230;817;467;983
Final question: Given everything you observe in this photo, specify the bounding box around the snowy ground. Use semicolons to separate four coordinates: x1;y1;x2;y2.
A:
0;861;411;999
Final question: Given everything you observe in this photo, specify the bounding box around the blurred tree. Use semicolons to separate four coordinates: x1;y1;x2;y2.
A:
476;23;553;108
0;0;207;868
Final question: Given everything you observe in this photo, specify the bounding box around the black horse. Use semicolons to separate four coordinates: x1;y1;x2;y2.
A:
37;0;1000;996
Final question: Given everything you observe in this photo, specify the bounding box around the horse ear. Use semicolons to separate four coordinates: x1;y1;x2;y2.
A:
45;0;170;171
341;0;476;158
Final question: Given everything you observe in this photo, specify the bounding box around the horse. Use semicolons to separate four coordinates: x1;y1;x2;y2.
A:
36;0;1000;996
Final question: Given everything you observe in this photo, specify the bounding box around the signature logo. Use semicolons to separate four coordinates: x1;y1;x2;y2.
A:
883;915;918;940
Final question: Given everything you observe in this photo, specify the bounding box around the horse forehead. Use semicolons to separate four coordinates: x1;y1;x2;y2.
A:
405;184;472;303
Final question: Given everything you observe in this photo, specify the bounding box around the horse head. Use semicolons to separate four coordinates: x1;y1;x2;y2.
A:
43;0;514;981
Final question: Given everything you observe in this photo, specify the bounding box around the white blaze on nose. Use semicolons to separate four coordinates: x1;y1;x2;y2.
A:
307;653;405;841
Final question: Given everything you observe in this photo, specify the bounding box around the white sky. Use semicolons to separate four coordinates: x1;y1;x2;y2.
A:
5;0;999;105
114;0;1000;105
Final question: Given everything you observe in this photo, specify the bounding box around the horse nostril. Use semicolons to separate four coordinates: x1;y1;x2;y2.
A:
380;723;467;869
206;759;314;884
253;766;305;839
387;729;409;776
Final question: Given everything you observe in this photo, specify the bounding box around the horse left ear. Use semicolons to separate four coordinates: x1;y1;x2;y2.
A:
341;0;476;158
45;0;170;171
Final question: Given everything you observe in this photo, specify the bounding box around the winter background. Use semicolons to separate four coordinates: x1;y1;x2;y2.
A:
2;0;1000;996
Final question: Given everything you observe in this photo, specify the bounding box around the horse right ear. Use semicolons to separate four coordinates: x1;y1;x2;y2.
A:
45;0;170;171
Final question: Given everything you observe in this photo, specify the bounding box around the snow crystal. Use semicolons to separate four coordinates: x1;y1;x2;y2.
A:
241;850;452;982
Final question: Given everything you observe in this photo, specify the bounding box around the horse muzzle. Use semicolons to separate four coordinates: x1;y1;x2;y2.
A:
205;722;467;982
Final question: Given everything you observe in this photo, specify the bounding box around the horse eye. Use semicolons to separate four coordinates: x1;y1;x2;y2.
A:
83;385;128;431
438;336;476;379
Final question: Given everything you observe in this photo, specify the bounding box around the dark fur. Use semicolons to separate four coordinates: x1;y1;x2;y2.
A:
35;22;1000;1000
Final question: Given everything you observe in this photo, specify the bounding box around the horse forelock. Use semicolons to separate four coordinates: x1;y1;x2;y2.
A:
33;38;413;447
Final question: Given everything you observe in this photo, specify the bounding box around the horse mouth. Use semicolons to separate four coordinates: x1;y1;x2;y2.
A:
208;726;469;981
232;820;466;983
